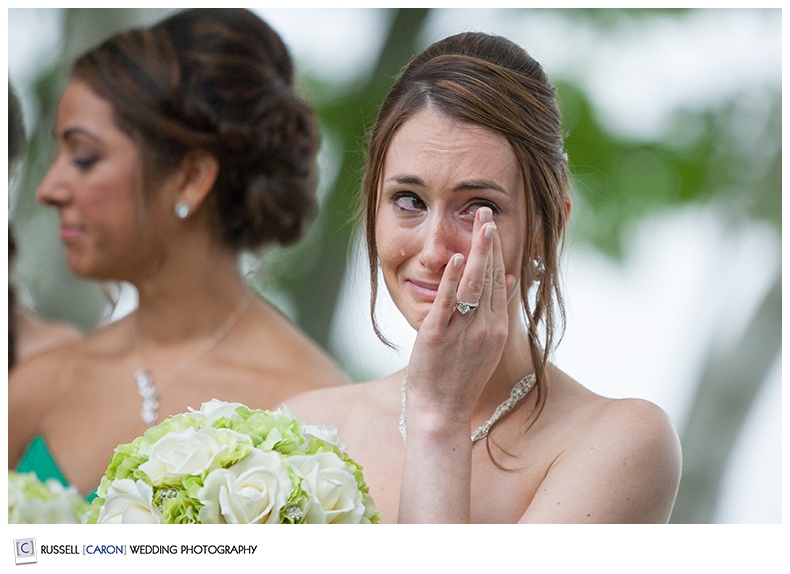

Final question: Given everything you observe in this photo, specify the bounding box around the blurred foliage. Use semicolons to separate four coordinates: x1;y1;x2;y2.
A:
560;60;780;259
261;9;431;353
559;80;714;257
8;8;780;523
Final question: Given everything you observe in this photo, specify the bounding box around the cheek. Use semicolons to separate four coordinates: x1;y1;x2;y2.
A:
82;166;126;207
375;229;407;278
81;182;112;213
90;164;144;224
504;239;524;277
493;219;526;280
374;211;407;267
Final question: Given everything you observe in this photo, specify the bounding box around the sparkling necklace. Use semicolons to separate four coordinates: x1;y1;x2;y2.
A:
399;371;537;444
133;295;251;425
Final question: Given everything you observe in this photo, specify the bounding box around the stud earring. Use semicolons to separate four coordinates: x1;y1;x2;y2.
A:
174;201;190;220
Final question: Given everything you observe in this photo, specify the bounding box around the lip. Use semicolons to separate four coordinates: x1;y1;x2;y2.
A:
407;279;440;301
59;224;86;242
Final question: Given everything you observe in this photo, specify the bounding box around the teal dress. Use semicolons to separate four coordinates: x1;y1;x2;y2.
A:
17;436;97;501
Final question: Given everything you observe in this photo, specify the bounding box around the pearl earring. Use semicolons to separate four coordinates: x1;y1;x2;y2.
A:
174;201;190;220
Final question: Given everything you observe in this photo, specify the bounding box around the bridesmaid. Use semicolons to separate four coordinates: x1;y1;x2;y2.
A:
9;8;349;497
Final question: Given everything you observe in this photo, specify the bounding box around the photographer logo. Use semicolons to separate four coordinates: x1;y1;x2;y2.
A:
14;537;37;565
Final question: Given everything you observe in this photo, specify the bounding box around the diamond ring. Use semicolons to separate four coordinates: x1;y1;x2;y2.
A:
454;301;480;315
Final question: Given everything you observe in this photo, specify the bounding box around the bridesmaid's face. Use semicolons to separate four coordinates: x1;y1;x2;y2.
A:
37;80;165;281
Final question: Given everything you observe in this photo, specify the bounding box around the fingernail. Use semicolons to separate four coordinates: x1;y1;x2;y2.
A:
479;207;493;223
484;224;496;239
453;254;464;268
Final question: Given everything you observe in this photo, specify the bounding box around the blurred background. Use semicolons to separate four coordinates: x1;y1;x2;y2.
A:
7;8;781;524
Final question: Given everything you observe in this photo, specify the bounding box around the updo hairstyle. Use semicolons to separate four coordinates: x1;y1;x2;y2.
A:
71;8;319;251
363;32;572;429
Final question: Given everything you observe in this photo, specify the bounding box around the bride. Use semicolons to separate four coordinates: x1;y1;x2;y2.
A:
287;31;682;523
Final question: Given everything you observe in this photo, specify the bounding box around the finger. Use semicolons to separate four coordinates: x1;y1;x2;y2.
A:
487;223;509;311
455;208;495;305
479;223;496;310
429;252;465;324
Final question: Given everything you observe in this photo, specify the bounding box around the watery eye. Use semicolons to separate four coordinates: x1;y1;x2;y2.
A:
463;201;500;218
392;192;425;211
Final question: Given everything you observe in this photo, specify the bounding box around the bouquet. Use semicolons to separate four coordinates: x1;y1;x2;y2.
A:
9;471;89;524
83;399;379;524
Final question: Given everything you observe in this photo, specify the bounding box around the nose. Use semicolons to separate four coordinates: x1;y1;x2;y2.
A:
417;213;466;273
36;159;70;208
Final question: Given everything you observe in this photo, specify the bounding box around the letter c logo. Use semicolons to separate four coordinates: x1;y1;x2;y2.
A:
15;538;37;564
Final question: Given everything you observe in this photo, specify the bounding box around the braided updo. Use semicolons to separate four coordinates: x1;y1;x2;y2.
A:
72;8;318;250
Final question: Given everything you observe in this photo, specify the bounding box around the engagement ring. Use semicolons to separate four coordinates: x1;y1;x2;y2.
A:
455;301;479;315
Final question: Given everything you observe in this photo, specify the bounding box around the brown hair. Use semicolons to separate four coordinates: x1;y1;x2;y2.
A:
363;32;571;433
71;8;319;251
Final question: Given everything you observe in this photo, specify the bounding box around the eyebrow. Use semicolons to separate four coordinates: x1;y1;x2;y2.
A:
54;127;103;144
454;179;508;195
386;175;425;187
385;174;508;195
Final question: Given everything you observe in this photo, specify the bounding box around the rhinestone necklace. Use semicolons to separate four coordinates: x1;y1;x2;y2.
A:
399;371;537;444
133;294;251;425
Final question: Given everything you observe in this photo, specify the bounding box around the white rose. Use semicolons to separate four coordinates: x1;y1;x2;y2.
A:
197;450;292;524
304;423;341;446
12;498;80;524
97;479;163;524
11;492;81;524
139;427;251;484
187;399;245;424
7;478;25;512
290;452;365;524
8;475;84;524
281;404;342;448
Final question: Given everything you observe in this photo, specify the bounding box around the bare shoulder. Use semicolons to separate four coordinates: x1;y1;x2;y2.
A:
246;300;350;390
284;376;396;429
548;367;681;467
8;337;82;465
14;308;84;363
9;345;69;400
576;397;682;520
10;318;126;410
584;397;682;486
586;396;680;448
522;370;682;523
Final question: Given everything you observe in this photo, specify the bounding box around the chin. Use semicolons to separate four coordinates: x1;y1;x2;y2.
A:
402;306;429;332
67;259;114;282
389;286;431;331
65;258;91;280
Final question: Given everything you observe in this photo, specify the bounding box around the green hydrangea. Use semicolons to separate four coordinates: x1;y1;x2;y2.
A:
83;400;380;524
8;471;89;524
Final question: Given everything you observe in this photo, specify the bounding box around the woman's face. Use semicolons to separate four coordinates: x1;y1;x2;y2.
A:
375;107;527;330
37;80;165;281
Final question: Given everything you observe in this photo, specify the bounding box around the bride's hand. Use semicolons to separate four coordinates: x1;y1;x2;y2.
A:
405;206;515;427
